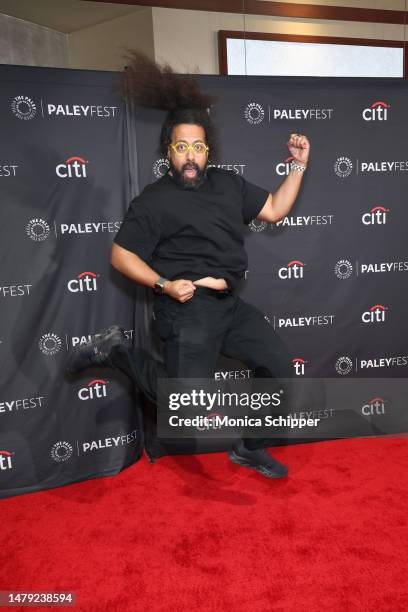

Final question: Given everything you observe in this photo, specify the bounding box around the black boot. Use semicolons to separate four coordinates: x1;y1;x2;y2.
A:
66;325;125;374
229;440;288;478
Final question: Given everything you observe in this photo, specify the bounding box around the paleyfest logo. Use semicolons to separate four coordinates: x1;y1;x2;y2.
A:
11;96;117;120
334;260;353;280
11;96;37;120
335;356;353;376
26;218;50;242
38;333;62;356
362;100;390;121
248;219;268;232
153;158;170;179
50;441;73;463
334;156;353;178
244;102;265;125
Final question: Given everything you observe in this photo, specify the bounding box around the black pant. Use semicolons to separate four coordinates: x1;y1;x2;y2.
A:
111;287;293;450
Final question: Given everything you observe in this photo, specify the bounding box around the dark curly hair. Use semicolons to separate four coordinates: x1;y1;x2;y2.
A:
122;51;219;161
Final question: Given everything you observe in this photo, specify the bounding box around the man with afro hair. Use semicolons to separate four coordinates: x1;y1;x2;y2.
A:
67;52;310;478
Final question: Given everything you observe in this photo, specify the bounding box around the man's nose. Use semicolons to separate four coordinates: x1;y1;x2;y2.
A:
186;146;195;160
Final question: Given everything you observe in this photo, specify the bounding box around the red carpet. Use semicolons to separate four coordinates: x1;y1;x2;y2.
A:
1;436;408;611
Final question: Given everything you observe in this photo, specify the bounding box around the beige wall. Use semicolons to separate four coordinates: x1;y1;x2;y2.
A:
2;3;404;73
0;12;68;67
68;8;154;71
152;7;406;74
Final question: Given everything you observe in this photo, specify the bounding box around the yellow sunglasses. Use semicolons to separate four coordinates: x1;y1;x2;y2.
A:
170;141;209;155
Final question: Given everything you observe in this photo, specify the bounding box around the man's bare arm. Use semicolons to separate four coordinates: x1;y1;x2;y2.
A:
256;133;310;223
110;243;195;302
257;170;305;223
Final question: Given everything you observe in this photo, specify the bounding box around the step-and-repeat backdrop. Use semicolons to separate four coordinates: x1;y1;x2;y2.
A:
0;66;142;499
135;75;408;454
2;67;408;497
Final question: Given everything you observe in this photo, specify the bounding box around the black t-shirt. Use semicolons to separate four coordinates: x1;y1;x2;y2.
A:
114;167;269;288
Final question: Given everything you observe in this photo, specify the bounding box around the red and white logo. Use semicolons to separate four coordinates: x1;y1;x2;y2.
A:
362;101;390;121
195;412;224;431
278;260;305;279
276;155;294;176
361;397;386;416
362;205;389;225
78;379;109;401
292;357;307;376
362;304;387;324
0;450;13;470
67;271;98;293
56;156;88;178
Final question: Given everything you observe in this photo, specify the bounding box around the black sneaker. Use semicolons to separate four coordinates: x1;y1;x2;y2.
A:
66;325;125;374
229;440;288;478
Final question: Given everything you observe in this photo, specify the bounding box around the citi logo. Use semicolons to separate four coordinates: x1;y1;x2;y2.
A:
0;450;13;470
276;156;294;176
78;379;109;401
362;205;389;225
67;271;98;293
362;304;387;324
362;101;390;121
278;260;305;279
362;397;386;416
196;412;223;431
56;156;88;178
292;358;307;376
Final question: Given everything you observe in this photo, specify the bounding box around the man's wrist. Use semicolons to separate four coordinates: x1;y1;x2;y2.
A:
290;160;307;172
153;276;169;294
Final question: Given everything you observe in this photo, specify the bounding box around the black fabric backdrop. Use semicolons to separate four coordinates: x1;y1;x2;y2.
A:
0;66;142;499
1;66;408;497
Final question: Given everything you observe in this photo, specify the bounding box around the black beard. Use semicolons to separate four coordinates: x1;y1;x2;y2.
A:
168;160;207;190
